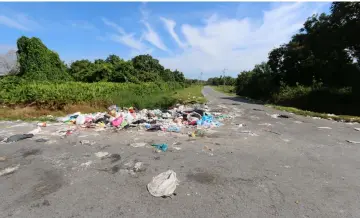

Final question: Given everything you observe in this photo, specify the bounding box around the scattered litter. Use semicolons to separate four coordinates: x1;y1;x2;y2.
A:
173;147;182;151
130;142;147;148
95;152;109;159
312;117;321;120
80;161;92;167
28;127;41;135
317;127;332;129
271;114;289;119
0;156;7;162
190;129;206;137
327;114;337;117
294;121;303;124
284;165;291;168
6;134;34;142
80;140;96;146
354;128;360;131
54;103;231;135
133;162;143;172
346;140;360;144
271;114;280;119
237;124;245;127
147;170;179;197
37;122;47;127
152;143;168;152
0;164;20;176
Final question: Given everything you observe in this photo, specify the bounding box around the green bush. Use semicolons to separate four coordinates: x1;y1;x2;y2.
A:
0;81;183;109
16;36;72;81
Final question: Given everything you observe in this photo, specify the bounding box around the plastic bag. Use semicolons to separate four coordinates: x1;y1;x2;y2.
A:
76;115;86;125
147;170;179;197
112;117;123;127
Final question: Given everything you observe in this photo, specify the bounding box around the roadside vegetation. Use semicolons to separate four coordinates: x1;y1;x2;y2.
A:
0;36;205;120
207;3;360;119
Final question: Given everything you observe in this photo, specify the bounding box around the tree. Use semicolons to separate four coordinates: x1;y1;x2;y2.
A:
16;36;71;81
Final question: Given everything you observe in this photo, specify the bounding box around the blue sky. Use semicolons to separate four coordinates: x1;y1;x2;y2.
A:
0;2;331;78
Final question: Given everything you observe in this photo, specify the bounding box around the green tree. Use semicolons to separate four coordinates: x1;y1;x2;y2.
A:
17;36;71;81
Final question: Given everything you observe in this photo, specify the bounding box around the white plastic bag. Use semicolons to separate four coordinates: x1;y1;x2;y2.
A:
76;115;86;125
147;170;179;197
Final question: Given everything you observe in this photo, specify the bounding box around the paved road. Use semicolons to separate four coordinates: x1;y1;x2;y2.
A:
0;86;360;218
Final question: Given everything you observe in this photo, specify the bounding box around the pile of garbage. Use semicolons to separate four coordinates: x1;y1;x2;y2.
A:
56;104;229;133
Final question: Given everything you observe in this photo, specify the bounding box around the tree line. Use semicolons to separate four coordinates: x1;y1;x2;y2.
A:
208;3;360;115
236;2;359;100
1;36;186;84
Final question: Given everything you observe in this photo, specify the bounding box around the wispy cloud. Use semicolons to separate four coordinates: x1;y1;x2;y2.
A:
142;22;168;51
140;3;168;52
159;2;327;78
160;17;187;49
0;13;39;31
102;17;146;52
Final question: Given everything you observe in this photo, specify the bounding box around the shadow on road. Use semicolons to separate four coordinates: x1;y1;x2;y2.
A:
220;96;264;106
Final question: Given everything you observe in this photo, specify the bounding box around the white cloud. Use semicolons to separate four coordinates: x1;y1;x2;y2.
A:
0;14;39;31
102;18;146;52
160;17;187;48
143;22;168;51
140;3;168;52
159;2;326;78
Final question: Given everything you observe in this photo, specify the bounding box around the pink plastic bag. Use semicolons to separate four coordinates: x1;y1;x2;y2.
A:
112;117;123;127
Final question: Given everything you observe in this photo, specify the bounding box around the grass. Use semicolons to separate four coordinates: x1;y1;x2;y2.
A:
267;104;360;123
211;85;360;123
174;85;206;104
212;85;237;96
0;85;206;121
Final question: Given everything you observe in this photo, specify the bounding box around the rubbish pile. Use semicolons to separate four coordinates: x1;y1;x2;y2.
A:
56;104;229;134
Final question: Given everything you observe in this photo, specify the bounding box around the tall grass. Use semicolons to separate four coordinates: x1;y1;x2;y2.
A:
0;80;183;109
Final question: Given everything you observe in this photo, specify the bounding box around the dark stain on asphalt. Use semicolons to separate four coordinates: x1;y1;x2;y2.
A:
278;115;290;119
22;149;42;158
111;165;120;174
16;170;64;206
109;154;121;163
187;172;217;184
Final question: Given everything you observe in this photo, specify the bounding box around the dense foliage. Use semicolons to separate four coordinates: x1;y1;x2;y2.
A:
234;2;360;115
1;36;186;84
16;36;72;81
0;77;182;109
206;76;236;86
0;36;189;109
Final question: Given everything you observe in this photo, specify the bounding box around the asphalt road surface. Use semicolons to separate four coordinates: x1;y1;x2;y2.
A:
0;86;359;218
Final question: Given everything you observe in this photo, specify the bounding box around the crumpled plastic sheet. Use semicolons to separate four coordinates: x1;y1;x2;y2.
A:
147;170;179;197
